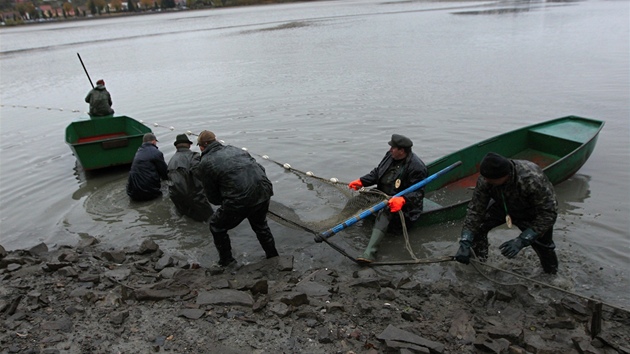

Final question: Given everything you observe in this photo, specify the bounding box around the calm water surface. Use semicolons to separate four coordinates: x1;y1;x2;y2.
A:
1;0;628;307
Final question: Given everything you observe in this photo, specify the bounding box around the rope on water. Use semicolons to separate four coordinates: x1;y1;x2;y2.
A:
1;104;84;113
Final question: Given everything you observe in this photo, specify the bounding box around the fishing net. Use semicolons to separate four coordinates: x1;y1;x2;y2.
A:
252;153;389;236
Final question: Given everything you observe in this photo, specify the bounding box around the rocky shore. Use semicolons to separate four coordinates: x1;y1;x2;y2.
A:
1;238;628;353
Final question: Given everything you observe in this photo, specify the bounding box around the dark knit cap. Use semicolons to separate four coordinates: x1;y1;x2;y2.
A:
388;134;413;148
480;152;511;179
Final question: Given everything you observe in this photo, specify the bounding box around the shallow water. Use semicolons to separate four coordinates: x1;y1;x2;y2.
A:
1;0;628;307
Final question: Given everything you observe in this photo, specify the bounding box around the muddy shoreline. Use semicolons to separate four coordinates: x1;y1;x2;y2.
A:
1;238;628;353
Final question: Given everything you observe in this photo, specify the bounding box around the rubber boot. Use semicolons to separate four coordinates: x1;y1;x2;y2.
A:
356;229;386;263
213;233;235;267
260;238;279;259
532;242;558;274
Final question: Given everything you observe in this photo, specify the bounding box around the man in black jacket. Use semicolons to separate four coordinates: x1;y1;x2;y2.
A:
348;134;428;263
126;133;168;202
195;130;278;267
167;134;213;222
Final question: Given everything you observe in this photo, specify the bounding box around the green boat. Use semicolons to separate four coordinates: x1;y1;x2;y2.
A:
416;115;604;226
65;115;152;171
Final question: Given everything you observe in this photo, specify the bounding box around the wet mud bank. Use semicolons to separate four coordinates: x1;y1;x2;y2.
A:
1;238;628;353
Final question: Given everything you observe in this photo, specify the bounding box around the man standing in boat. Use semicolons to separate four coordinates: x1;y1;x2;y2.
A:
195;130;278;267
348;134;428;264
85;79;114;117
126;133;168;202
454;152;559;274
167;134;213;222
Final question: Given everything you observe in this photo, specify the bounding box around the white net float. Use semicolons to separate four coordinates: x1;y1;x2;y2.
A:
330;177;339;183
169;126;175;130
306;171;314;176
242;147;248;151
283;163;291;170
262;155;269;159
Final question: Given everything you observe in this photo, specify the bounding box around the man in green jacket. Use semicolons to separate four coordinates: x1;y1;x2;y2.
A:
85;79;114;117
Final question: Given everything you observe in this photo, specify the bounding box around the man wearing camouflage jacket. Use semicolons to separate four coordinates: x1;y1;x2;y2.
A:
454;152;559;274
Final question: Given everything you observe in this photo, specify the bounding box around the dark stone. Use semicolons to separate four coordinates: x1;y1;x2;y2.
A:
101;250;126;264
28;242;48;256
274;292;309;307
376;324;444;353
155;255;173;271
78;274;100;283
40;317;73;332
547;317;576;329
134;284;190;301
138;239;160;254
295;281;330;297
317;327;334;343
196;289;254;307
109;310;129;325
250;279;268;295
384;339;430;353
268;302;290;317
349;278;381;290
378;288;397;301
44;262;72;271
474;334;510;354
177;308;205;320
77;236;99;248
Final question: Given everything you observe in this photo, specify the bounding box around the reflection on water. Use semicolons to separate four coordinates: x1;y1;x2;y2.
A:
71;163;131;200
555;174;591;213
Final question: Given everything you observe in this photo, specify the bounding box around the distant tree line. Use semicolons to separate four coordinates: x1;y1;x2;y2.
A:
0;0;310;25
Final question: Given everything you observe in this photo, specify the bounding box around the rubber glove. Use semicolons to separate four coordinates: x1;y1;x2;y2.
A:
388;196;405;213
454;229;474;264
499;228;537;259
348;179;363;191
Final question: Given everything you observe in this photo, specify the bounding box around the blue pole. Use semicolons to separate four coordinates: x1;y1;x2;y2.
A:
314;160;462;242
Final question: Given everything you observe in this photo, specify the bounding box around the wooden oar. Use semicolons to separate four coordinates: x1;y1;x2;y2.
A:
314;160;462;242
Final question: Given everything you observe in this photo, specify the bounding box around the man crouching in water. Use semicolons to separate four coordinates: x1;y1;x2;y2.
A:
455;152;559;274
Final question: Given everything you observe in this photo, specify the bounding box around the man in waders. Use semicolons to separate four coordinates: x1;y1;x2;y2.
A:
454;152;559;274
195;130;278;267
348;134;428;264
167;134;213;222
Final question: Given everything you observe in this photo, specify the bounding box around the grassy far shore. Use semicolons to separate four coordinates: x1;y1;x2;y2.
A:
0;0;314;27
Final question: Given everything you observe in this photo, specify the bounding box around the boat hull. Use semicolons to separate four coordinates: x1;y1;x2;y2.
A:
415;115;604;227
65;115;152;171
